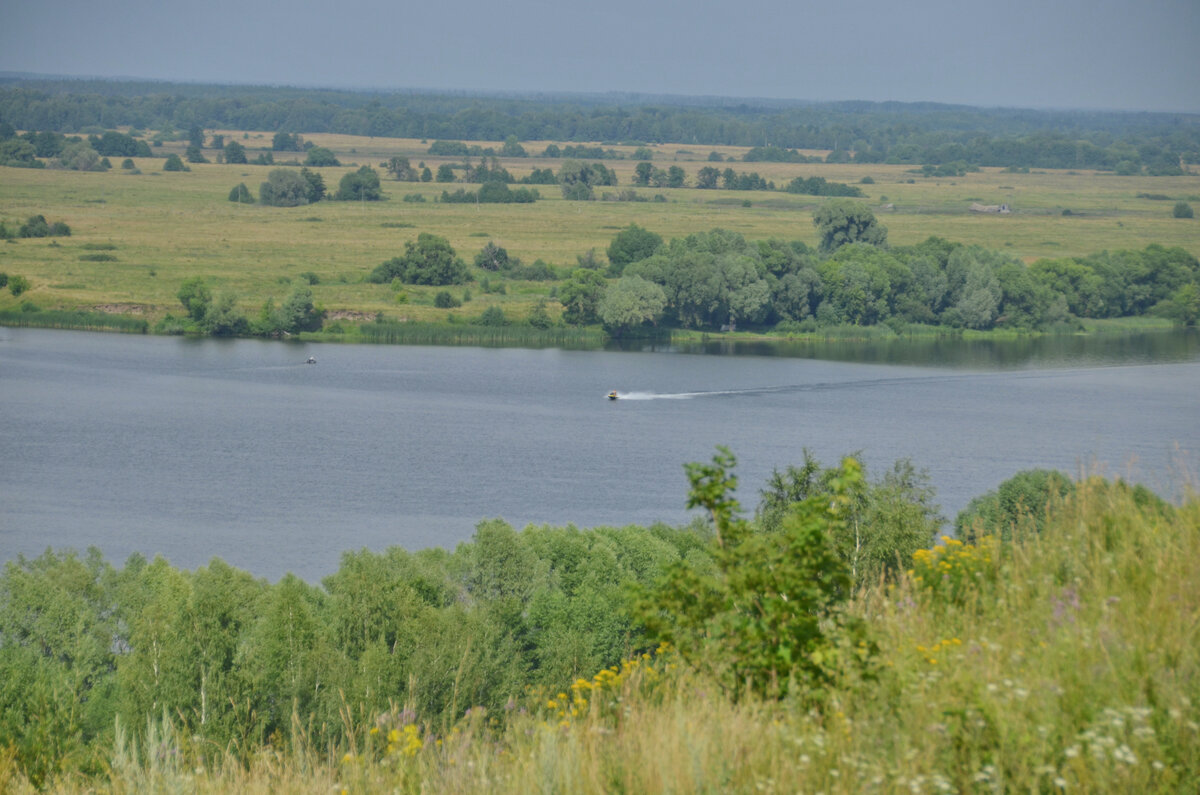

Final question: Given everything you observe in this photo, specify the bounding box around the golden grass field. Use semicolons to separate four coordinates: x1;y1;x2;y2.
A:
1;131;1198;324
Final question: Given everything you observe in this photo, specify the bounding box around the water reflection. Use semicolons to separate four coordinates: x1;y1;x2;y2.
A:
609;328;1200;369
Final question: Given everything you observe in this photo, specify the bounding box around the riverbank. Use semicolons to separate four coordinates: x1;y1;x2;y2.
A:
0;306;1181;351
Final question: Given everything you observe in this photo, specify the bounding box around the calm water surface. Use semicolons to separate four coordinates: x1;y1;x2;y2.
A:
2;328;1197;581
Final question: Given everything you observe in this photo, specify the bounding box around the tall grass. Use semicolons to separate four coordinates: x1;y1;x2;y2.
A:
348;320;605;349
4;475;1194;793
0;309;148;333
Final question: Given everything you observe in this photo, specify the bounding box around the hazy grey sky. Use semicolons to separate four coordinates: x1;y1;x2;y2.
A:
3;0;1198;112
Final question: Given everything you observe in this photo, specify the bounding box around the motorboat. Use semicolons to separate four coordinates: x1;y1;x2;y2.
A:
306;357;317;364
608;391;618;400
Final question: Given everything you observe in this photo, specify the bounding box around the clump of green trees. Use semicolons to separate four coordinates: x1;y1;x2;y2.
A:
368;233;469;285
579;207;1200;332
161;277;324;337
16;214;71;238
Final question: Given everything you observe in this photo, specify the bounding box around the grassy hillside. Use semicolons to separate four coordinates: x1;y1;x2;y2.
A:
0;470;1195;793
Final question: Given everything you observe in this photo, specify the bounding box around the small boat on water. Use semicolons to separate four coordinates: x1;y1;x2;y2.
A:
306;357;317;364
607;391;618;400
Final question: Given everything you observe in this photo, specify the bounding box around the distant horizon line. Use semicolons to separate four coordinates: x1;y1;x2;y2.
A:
2;69;1196;117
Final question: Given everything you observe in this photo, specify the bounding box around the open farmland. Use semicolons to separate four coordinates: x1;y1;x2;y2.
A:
1;132;1198;325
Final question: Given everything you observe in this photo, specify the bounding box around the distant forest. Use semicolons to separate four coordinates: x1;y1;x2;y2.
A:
1;76;1198;173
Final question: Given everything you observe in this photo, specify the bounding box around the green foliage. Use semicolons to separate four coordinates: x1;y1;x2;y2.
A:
638;448;873;699
227;182;254;203
597;275;667;335
272;132;302;151
624;229;773;329
955;468;1076;542
53;141;104;171
500;135;527;157
300;167;326;203
1173;201;1194;218
336;166;382;201
1156;282;1200;325
433;290;461;308
758;451;942;587
0;308;148;332
813;200;888;253
785;176;864;197
558;268;607;325
0;137;43;167
557;160;616;200
605;223;663;274
185;144;207;164
527;299;553;329
475;305;508;326
719;168;771;190
440;184;539;204
259;169;311;207
303;146;339;167
162;153;188;172
202;292;249;336
369;233;469;286
176;277;211;321
909;535;998;604
224;140;247;164
277;286;325;332
383;156;418;180
19;214;70;238
473;241;510;271
7;274;30;297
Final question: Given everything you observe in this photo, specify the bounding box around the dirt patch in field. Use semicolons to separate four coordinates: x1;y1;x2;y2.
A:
93;304;147;315
326;310;375;322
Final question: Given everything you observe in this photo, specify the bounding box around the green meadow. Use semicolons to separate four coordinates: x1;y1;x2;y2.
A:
1;132;1198;328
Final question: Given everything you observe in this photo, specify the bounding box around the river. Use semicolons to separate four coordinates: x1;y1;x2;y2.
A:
2;327;1197;581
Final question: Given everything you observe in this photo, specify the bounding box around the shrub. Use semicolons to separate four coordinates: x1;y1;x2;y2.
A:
476;305;508;325
17;215;68;238
368;233;468;286
527;300;553;328
228;183;254;203
955;468;1075;542
259;169;311;207
1173;201;1194;219
304;147;339;167
433;290;461;308
335;166;381;201
8;275;31;296
162;153;188;172
474;241;510;271
638;448;873;699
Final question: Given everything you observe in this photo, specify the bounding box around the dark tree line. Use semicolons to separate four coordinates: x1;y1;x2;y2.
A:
2;79;1197;171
